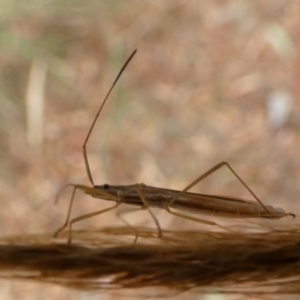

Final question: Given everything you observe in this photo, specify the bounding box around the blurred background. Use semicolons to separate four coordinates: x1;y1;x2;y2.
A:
0;0;300;299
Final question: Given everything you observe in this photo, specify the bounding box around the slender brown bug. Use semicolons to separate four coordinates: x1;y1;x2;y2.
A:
54;49;294;244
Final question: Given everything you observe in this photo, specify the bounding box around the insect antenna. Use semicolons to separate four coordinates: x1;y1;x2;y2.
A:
83;49;137;186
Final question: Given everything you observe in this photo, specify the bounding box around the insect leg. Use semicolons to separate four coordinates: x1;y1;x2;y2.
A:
54;184;120;239
116;207;148;243
163;206;232;232
169;162;271;215
53;184;81;238
134;184;162;238
68;202;121;244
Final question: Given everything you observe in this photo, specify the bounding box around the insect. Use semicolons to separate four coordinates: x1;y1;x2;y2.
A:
54;49;295;244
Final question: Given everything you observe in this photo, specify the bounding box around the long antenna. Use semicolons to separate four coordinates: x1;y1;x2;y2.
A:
83;49;137;186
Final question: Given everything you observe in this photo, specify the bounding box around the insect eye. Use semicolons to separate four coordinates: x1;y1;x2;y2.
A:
103;184;110;189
